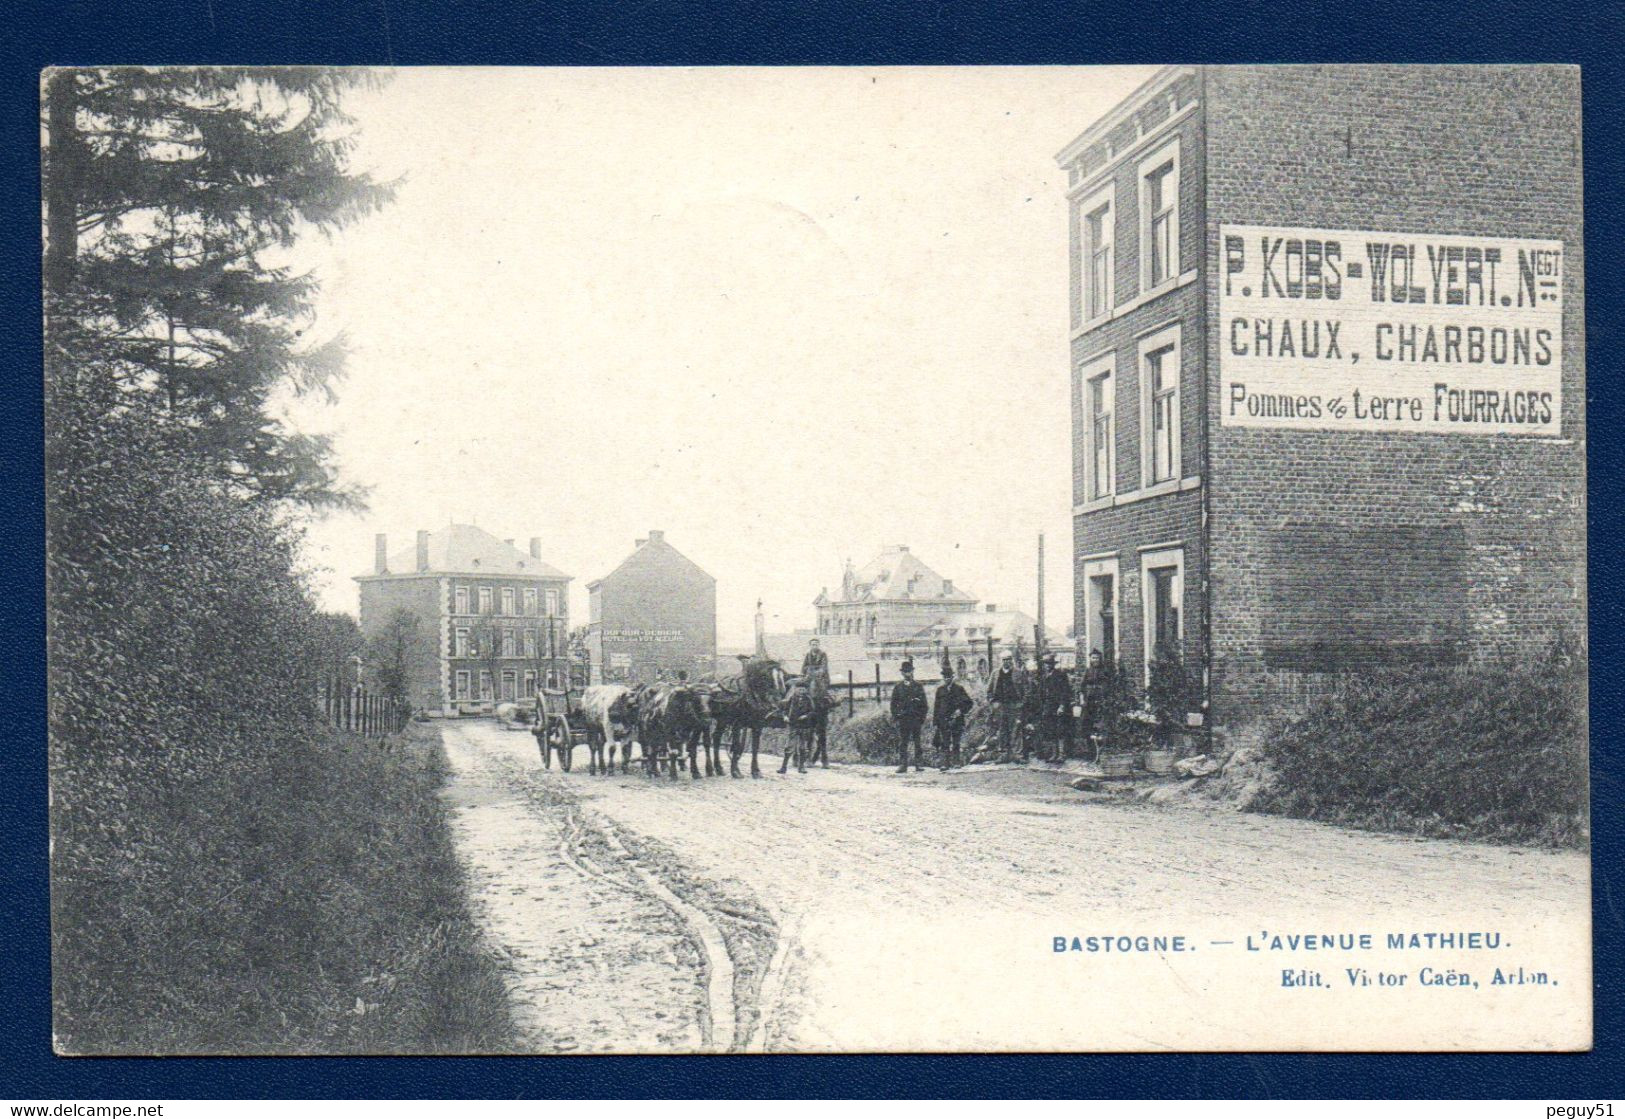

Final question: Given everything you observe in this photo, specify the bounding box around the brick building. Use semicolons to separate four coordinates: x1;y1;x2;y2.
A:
356;524;572;715
586;531;717;684
1057;66;1583;731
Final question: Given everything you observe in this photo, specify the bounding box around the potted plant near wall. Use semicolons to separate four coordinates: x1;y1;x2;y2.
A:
1096;662;1148;777
1143;644;1191;775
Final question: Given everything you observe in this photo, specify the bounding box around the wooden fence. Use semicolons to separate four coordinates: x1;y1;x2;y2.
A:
319;681;409;736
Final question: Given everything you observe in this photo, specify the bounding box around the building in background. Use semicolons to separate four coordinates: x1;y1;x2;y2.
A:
878;604;1069;677
784;547;1067;688
813;546;977;643
356;523;572;715
586;531;717;684
1059;65;1583;731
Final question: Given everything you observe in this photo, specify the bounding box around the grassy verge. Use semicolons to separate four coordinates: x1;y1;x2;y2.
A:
1247;649;1587;848
52;721;517;1054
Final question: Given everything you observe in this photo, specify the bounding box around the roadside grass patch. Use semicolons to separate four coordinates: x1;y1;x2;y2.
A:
1248;647;1587;848
52;722;517;1054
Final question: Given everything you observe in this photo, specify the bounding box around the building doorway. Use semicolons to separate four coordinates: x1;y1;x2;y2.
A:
1082;556;1120;668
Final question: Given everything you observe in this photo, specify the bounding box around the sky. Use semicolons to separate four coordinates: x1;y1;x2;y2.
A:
288;66;1159;647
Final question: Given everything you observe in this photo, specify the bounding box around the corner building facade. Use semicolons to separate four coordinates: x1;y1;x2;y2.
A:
1059;66;1584;731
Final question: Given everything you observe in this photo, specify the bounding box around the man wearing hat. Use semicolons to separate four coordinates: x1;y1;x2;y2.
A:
933;665;975;770
988;652;1022;763
889;659;929;773
1037;653;1075;762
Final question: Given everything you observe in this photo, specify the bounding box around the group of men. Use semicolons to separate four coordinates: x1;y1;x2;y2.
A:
889;648;1112;773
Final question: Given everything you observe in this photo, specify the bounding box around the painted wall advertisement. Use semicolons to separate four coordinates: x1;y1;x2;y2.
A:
1219;224;1562;434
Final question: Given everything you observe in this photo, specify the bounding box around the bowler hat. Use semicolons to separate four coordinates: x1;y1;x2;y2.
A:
901;660;914;673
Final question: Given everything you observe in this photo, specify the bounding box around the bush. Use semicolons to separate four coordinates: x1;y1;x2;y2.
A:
48;352;514;1052
828;708;901;763
1248;645;1587;847
53;724;516;1054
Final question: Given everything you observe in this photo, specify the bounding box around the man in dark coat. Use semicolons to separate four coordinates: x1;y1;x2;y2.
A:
1037;654;1074;762
889;660;928;773
801;639;830;697
933;667;975;770
989;652;1022;763
779;678;816;774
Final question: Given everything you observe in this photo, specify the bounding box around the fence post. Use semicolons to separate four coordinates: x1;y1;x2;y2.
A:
874;663;881;705
848;670;854;717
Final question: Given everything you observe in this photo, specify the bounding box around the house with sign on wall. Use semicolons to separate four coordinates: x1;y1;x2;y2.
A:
1058;65;1583;732
586;531;717;684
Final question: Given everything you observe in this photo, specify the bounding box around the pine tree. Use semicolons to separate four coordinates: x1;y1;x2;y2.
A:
43;67;393;507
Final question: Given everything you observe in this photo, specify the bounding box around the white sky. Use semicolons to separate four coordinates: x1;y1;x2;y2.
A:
290;66;1158;647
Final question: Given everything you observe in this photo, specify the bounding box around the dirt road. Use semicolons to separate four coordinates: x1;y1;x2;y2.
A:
439;720;1591;1052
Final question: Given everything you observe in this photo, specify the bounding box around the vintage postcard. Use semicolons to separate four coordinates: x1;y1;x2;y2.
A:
44;64;1587;1054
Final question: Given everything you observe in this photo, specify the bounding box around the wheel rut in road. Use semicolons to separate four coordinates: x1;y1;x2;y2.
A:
442;722;782;1052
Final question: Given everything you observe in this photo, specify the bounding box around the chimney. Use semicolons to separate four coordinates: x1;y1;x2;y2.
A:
943;579;954;594
635;537;648;549
416;530;430;572
897;544;909;552
374;533;388;575
529;537;542;559
986;603;997;613
648;529;664;542
503;538;514;547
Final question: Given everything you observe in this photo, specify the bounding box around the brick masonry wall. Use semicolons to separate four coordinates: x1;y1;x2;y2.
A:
444;574;571;703
1069;81;1209;692
357;576;445;711
1203;65;1586;721
1073;491;1206;680
360;572;571;711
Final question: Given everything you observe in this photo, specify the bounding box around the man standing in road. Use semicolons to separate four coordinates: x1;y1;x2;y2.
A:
890;659;928;773
989;652;1021;763
1037;653;1073;762
933;666;974;770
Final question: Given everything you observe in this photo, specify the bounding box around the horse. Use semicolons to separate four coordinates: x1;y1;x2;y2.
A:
706;655;786;778
580;684;640;775
637;683;710;780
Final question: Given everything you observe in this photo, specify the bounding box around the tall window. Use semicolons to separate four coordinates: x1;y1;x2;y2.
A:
501;629;516;657
1139;140;1180;290
454;585;469;615
544;589;559;617
501;586;515;615
500;671;516;702
1081;356;1115;500
1080;184;1113;321
479;670;493;702
523;669;536;697
1139;325;1182;486
478;586;493;615
1150;568;1179;656
523;587;537;615
455;627;471;658
523;629;537;658
454;670;470;701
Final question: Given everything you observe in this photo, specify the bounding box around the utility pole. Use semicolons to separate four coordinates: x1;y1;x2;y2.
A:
1036;531;1046;660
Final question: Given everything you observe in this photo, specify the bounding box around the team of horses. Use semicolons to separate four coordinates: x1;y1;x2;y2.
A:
537;655;829;780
